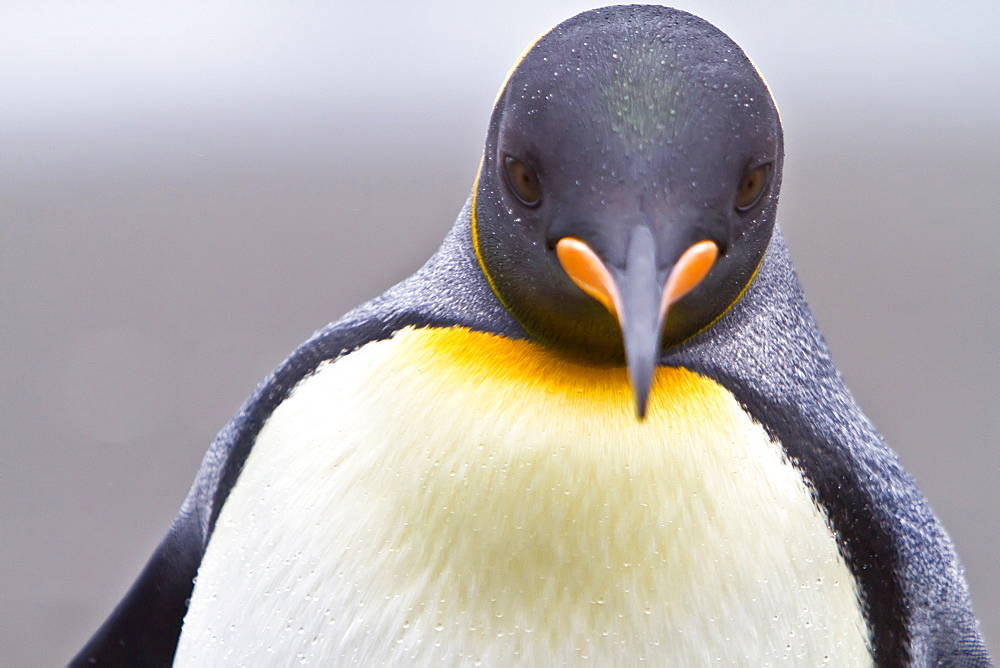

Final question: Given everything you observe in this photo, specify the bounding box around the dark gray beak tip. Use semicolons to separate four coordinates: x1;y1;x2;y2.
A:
634;393;649;420
627;358;655;420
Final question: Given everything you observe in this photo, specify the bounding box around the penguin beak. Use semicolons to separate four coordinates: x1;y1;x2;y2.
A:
556;232;718;418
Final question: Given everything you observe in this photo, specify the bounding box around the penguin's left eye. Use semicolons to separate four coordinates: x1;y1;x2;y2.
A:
734;163;772;212
504;157;542;207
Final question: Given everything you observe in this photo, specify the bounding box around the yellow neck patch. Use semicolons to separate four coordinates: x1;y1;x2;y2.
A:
397;323;713;419
177;326;870;665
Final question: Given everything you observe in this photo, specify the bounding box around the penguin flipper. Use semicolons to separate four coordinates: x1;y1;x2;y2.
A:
68;509;202;667
66;321;403;667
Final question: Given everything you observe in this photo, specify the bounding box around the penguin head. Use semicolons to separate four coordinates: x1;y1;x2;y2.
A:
472;6;783;415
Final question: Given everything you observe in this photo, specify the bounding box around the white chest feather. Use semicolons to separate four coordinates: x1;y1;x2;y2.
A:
174;327;871;666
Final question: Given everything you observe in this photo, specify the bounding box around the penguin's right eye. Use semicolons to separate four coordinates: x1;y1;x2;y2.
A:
504;157;542;207
734;162;772;212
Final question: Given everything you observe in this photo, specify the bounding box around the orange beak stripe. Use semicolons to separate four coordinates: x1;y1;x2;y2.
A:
556;236;719;326
661;240;719;315
555;237;624;319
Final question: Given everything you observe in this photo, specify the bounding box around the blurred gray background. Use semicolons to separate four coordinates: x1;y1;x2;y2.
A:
2;2;996;664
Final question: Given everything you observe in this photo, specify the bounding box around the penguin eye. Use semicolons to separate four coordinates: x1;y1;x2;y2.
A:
734;163;772;212
504;157;542;207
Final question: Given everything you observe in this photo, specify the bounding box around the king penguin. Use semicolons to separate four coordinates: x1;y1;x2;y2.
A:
72;6;990;667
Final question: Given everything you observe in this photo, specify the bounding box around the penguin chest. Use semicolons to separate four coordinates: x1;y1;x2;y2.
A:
175;326;871;665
